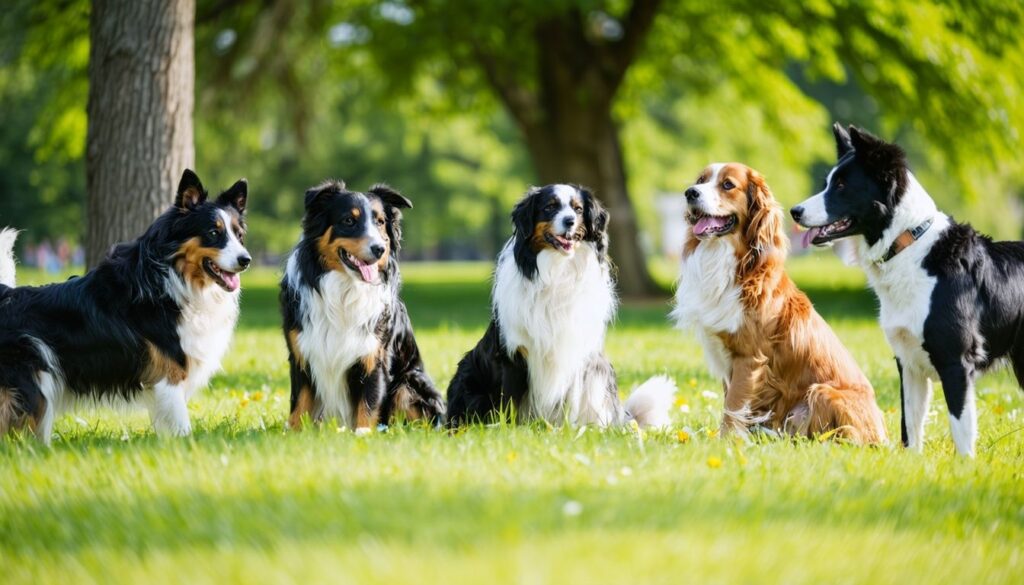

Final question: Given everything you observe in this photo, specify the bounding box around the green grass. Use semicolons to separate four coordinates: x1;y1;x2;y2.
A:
3;255;1023;584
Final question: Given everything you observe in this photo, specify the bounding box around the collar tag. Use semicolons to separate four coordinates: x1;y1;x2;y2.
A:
876;217;934;265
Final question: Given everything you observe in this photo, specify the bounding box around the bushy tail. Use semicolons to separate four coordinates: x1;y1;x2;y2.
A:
806;383;889;445
624;375;677;428
0;227;18;288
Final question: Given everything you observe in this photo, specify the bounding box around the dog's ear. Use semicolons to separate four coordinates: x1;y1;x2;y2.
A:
216;179;248;214
302;181;340;237
176;169;208;211
580;186;609;262
850;127;909;202
511;188;540;279
833;122;854;158
742;169;786;276
369;184;411;253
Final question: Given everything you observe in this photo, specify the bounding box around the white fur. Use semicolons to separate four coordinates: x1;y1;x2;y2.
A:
949;389;977;457
551;184;579;235
215;209;249;272
623;375;677;428
0;227;17;287
285;253;387;429
493;238;617;425
164;268;241;403
796;165;838;225
798;171;983;455
686;163;729;216
671;236;744;383
148;380;192;437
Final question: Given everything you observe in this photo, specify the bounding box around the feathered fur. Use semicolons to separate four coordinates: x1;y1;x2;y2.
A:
673;163;887;444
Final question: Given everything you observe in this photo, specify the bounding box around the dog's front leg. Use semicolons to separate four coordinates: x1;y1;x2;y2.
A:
721;354;768;437
348;355;385;434
149;380;192;437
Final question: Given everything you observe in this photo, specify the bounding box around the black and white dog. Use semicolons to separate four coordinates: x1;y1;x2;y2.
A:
0;170;250;442
792;123;1022;456
446;184;675;427
280;180;445;432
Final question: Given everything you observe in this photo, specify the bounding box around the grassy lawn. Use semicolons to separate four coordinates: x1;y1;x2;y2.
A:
2;255;1023;584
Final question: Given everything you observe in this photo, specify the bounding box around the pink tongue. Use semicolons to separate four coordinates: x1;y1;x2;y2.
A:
222;271;240;292
352;257;380;283
801;227;821;249
693;216;727;235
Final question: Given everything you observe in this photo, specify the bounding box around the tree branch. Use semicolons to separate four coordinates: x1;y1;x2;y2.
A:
468;40;540;134
602;0;663;90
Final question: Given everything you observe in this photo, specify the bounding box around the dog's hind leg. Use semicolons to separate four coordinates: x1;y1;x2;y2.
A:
900;365;933;452
805;383;888;445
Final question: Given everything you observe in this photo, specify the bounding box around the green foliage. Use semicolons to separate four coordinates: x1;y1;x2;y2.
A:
2;258;1023;583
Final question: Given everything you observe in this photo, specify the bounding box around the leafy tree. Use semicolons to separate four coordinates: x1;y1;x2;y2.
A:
350;0;1024;295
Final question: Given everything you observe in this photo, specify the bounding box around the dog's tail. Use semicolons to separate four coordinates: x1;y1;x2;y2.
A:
0;227;18;288
624;375;677;428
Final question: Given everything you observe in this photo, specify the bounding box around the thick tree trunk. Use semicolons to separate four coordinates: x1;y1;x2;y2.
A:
523;109;658;297
86;0;195;266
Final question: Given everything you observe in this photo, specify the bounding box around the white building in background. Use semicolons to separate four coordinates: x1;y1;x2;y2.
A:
656;194;687;260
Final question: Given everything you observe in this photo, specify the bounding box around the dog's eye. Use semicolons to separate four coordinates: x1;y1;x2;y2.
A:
835;178;845;190
376;217;386;226
545;203;558;212
342;217;356;227
722;180;735;190
207;229;219;239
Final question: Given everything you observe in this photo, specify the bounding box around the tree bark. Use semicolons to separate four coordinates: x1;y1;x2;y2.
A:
470;3;662;296
86;0;195;266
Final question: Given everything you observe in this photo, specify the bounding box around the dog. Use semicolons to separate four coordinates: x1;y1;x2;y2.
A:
280;180;445;432
0;169;250;442
791;123;1022;456
671;163;887;444
446;184;676;427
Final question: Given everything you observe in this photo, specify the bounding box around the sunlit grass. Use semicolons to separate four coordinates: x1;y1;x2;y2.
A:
3;255;1023;584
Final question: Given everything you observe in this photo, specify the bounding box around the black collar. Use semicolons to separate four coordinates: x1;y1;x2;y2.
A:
877;218;934;264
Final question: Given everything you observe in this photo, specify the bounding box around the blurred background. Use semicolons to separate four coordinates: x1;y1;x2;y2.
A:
1;0;1022;295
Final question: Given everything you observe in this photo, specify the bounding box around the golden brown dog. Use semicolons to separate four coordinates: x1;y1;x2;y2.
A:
671;163;887;444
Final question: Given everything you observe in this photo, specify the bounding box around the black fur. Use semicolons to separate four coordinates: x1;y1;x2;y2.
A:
799;123;1024;452
280;180;444;428
446;184;614;426
0;169;249;436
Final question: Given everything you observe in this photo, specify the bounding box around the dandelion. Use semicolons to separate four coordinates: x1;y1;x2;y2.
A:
506;451;518;463
993;404;1006;415
706;428;719;439
239;396;250;408
688;378;697;387
251;391;264;402
677;429;690;443
707;456;722;469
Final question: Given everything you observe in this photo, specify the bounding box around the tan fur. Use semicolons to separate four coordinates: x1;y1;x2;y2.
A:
355;399;379;430
286;329;306;369
141;342;188;385
693;164;888;444
289;385;315;430
390;384;423;422
0;387;41;436
172;237;220;289
317;226;386;272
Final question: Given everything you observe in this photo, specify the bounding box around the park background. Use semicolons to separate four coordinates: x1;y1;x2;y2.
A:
2;1;1024;584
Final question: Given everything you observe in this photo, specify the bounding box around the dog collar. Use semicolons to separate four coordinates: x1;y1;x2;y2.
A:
877;218;933;264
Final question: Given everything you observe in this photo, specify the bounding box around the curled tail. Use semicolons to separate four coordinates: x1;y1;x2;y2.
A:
0;228;18;288
624;375;677;428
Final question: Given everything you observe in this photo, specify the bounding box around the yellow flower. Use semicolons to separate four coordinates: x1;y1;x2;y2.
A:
677;430;690;443
706;456;722;469
239;397;250;408
506;451;518;463
688;378;697;387
993;404;1006;415
251;391;264;402
705;428;719;439
673;397;688;408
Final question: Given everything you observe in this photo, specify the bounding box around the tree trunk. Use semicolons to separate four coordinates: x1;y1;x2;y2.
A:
86;0;195;266
523;108;658;297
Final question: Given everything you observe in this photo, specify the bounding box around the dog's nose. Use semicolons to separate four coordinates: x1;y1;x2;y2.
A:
790;206;804;222
685;188;699;202
562;216;575;229
370;243;386;259
237;254;251;269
